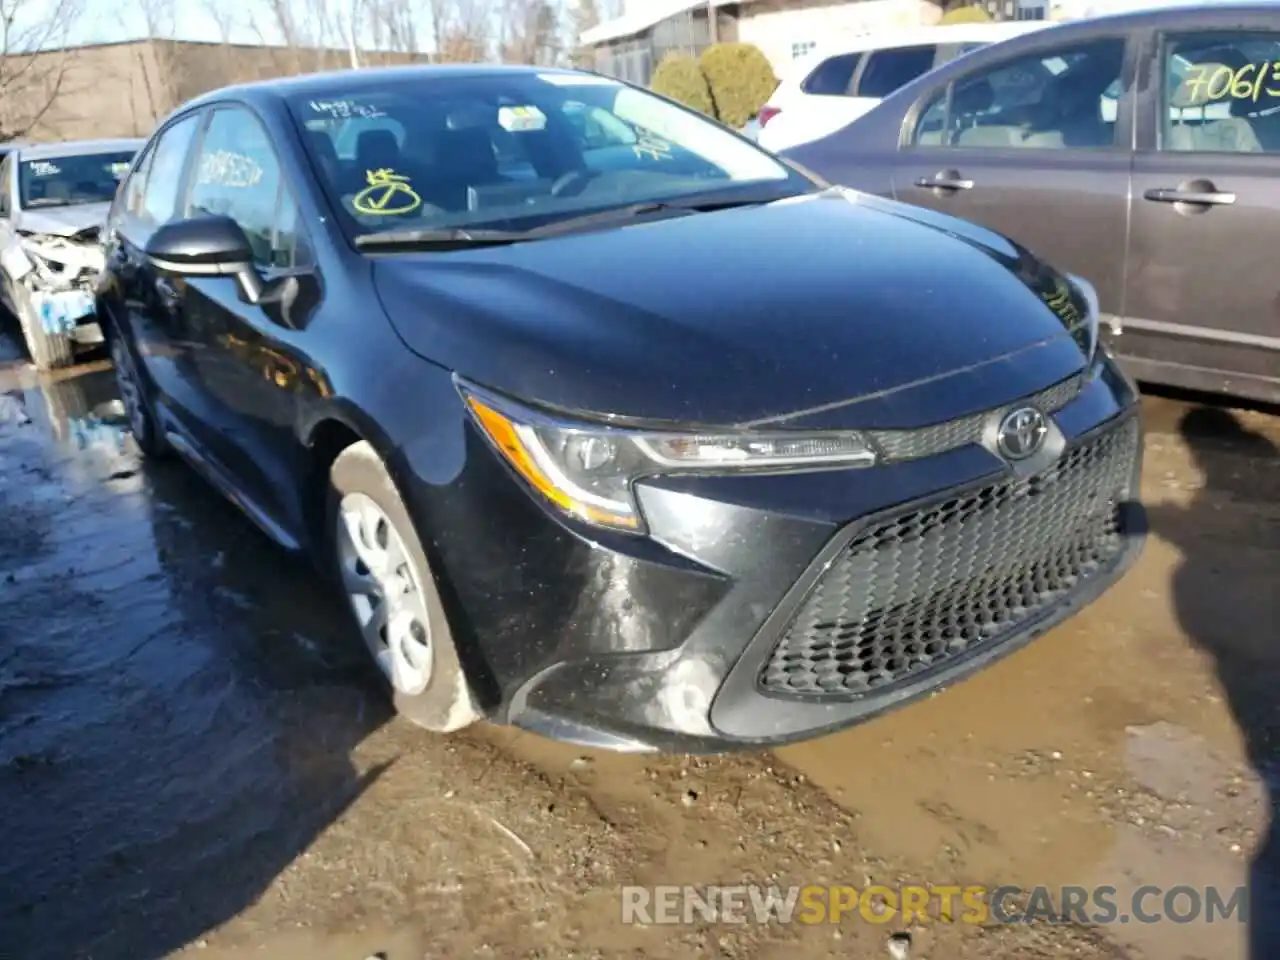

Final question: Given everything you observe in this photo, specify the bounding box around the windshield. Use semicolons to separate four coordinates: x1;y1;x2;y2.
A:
19;151;135;209
285;71;811;239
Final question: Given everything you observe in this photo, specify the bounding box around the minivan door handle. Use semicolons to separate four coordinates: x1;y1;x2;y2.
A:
1144;186;1236;206
916;170;975;191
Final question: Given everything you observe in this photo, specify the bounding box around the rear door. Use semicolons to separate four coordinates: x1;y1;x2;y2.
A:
890;28;1136;332
106;113;205;431
1124;18;1280;404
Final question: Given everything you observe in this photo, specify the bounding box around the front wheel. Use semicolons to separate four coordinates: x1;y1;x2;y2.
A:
328;440;483;733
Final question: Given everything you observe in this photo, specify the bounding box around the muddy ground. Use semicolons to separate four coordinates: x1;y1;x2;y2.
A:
0;334;1276;960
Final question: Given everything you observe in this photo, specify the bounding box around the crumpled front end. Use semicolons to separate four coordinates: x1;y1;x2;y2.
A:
2;225;105;342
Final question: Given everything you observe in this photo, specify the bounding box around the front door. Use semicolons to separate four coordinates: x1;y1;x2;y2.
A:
891;33;1134;333
174;105;321;537
1124;25;1280;404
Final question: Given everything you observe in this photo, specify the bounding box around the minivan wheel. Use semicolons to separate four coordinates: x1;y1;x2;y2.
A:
110;333;169;457
328;441;482;733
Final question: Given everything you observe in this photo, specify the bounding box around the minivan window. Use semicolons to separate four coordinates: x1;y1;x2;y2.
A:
801;53;863;96
857;46;939;98
286;72;809;239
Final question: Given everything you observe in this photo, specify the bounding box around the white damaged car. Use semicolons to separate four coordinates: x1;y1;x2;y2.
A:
0;139;143;369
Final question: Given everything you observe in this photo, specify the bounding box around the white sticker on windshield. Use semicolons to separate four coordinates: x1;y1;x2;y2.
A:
537;72;616;86
108;161;131;179
497;105;547;132
309;99;387;119
28;161;61;177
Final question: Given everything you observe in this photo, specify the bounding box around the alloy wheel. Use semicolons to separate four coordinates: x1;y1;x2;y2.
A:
335;491;434;696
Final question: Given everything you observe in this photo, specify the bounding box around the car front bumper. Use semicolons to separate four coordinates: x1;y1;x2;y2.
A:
404;353;1147;753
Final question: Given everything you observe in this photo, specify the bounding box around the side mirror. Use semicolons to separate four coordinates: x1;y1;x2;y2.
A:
144;215;264;304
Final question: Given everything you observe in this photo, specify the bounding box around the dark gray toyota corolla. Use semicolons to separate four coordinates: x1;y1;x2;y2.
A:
97;64;1146;752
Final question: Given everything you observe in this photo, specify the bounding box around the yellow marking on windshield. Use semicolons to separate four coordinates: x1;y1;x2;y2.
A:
353;168;422;215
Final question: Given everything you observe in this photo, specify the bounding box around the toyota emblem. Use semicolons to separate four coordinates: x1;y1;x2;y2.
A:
996;406;1049;461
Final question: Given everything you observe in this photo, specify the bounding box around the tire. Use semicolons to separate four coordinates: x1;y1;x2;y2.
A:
109;327;169;458
15;290;74;371
327;440;483;733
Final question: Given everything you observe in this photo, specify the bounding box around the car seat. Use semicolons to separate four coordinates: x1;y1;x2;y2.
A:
307;130;342;185
1166;63;1263;153
427;128;506;211
355;129;403;174
949;78;1004;146
1230;81;1280;151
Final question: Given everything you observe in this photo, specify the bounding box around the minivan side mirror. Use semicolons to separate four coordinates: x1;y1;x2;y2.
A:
144;215;265;304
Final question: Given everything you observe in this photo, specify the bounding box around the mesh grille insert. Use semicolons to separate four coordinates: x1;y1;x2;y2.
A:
759;416;1139;700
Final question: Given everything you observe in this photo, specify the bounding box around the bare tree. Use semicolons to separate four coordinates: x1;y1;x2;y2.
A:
131;0;180;127
0;0;86;141
498;0;561;65
199;0;243;85
367;0;422;55
568;0;621;69
429;0;490;63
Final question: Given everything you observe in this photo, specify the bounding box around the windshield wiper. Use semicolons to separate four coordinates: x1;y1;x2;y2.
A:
354;227;530;251
520;194;780;238
354;194;784;250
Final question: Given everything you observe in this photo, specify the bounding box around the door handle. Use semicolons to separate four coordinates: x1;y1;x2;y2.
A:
916;170;974;191
1143;187;1236;206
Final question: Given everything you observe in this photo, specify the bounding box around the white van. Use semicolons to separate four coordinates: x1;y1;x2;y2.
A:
756;21;1054;153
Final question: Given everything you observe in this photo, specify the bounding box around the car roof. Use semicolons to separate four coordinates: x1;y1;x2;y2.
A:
784;20;1053;79
183;62;583;111
17;138;145;159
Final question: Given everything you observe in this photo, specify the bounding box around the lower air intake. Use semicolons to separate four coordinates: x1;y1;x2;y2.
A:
759;416;1140;699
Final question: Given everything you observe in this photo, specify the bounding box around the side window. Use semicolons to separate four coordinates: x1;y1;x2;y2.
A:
801;53;863;96
119;144;154;220
271;191;312;270
910;38;1125;150
110;143;151;230
187;107;307;268
140;114;201;227
857;46;939;99
1161;32;1280;154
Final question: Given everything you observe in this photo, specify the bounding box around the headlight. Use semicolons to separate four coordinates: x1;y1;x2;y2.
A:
459;381;878;533
1065;273;1101;363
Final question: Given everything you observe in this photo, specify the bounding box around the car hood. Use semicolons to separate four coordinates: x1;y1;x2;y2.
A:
370;189;1093;428
16;202;110;238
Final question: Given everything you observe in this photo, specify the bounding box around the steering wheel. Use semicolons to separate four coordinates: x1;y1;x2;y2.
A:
550;169;597;198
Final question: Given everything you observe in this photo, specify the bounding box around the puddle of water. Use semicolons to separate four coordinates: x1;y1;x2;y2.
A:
0;362;390;959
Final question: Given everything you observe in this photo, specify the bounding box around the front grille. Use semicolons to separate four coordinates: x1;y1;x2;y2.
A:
868;373;1083;463
759;416;1139;699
